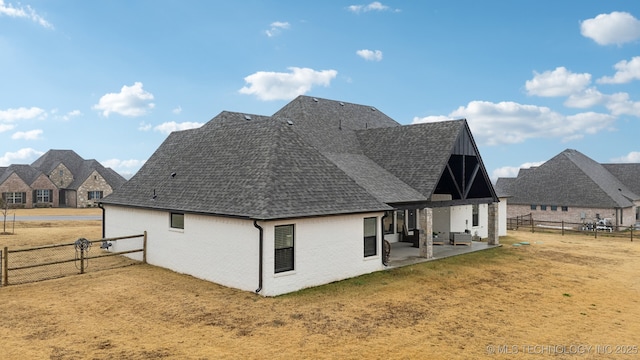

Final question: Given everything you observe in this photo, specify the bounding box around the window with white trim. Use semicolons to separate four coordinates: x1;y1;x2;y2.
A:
88;191;103;200
364;217;377;257
275;224;294;273
2;192;26;204
35;189;52;203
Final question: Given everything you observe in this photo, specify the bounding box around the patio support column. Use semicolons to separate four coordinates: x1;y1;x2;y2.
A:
418;207;433;258
488;202;500;245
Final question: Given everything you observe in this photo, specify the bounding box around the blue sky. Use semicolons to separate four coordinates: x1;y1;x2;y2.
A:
1;1;639;181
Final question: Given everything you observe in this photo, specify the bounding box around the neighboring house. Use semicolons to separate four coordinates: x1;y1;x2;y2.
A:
100;96;500;296
0;164;58;207
495;149;640;228
0;150;126;208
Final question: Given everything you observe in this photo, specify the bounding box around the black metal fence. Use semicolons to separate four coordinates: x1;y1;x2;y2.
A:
507;214;635;241
1;232;146;286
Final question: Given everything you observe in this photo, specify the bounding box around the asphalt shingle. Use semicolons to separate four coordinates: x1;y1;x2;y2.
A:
102;96;498;219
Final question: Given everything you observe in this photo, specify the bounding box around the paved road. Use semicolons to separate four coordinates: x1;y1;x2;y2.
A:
8;216;101;221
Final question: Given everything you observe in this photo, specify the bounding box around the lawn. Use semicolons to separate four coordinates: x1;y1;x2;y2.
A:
1;210;639;359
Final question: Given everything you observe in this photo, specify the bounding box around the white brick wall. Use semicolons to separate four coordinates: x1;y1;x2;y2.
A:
104;205;385;296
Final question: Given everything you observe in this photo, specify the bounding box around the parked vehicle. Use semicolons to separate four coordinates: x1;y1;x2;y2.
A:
595;218;613;232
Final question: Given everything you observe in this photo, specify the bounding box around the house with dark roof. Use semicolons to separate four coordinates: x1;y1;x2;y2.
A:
495;149;640;228
0;164;58;207
100;96;500;296
0;150;126;208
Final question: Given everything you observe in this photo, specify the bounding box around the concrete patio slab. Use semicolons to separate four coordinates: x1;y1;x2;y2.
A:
386;240;500;268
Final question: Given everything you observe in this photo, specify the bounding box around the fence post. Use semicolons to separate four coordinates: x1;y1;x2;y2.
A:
80;245;85;274
595;227;598;239
562;221;564;236
531;214;534;233
143;231;147;264
3;247;7;286
631;227;633;242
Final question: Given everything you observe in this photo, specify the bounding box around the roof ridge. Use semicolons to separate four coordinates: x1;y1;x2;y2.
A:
563;150;637;205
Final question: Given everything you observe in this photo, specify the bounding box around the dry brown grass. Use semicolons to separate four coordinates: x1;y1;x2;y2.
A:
8;207;102;217
1;211;639;359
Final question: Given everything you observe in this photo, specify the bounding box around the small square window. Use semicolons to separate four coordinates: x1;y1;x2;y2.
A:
531;205;537;210
540;205;547;211
551;205;558;211
562;206;568;212
170;213;184;229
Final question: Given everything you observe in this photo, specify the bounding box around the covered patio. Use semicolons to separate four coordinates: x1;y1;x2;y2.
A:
385;241;500;268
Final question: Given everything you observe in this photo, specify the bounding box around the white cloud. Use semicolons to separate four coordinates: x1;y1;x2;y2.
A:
0;124;15;133
265;21;290;37
138;121;152;131
348;2;397;13
610;151;640;163
414;115;451;122
605;92;640;117
93;82;155;117
0;0;53;29
492;161;545;181
597;56;640;84
101;158;146;170
153;121;203;134
172;106;182;115
11;129;43;140
0;148;44;166
525;67;591;97
239;67;338;101
564;87;606;108
53;109;82;121
580;11;640;46
0;106;45;122
413;100;615;145
356;49;383;61
101;158;146;179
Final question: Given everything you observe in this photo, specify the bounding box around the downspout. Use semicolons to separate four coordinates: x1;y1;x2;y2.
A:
253;220;263;294
98;202;105;238
381;211;389;266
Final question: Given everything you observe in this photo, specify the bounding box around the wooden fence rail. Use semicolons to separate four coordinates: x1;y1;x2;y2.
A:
1;232;146;287
507;215;634;241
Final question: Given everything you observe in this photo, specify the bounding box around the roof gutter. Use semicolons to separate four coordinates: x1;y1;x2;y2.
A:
381;211;389;266
253;220;263;294
98;202;105;238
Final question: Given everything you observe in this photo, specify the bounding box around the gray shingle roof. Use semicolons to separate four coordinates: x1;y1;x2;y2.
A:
502;149;639;208
68;159;127;190
0;164;44;185
602;163;640;197
101;117;392;219
31;149;126;190
323;153;427;203
273;95;400;155
102;96;497;219
357;120;465;198
31;149;85;175
494;177;514;198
